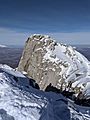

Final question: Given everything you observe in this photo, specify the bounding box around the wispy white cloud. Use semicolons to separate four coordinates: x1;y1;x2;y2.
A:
0;27;29;45
49;32;90;45
0;27;90;45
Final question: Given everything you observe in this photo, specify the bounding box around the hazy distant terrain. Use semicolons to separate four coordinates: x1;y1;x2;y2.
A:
0;47;23;68
0;45;90;68
75;45;90;61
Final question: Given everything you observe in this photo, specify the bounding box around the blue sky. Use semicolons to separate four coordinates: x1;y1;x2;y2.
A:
0;0;90;45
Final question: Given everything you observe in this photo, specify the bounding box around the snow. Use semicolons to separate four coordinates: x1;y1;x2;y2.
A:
18;34;90;98
0;65;90;119
1;34;90;119
0;68;68;120
42;37;90;98
0;64;12;70
0;64;26;78
1;68;26;78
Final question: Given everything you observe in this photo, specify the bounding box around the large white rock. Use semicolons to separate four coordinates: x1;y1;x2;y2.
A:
18;34;90;98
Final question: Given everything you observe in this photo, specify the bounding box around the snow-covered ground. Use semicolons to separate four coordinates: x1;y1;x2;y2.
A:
0;64;90;120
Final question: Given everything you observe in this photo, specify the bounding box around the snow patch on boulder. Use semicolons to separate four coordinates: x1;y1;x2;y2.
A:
18;34;90;99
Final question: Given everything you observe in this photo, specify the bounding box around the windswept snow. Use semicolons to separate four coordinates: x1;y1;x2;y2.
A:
42;36;90;98
0;65;69;120
0;65;90;119
1;68;26;78
0;64;25;78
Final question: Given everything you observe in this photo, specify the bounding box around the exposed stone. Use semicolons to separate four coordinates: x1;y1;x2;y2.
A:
18;34;90;96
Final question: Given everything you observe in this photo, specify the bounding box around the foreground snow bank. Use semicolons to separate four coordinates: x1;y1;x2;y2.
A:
0;67;69;120
0;65;90;120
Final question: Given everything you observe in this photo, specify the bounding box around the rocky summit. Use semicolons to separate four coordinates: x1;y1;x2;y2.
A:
18;34;90;99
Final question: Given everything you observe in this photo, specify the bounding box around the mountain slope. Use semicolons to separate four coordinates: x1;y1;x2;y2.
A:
18;34;90;99
0;65;70;120
0;65;90;120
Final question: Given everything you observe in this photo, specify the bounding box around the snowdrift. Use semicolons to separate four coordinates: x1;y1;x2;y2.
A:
0;65;90;120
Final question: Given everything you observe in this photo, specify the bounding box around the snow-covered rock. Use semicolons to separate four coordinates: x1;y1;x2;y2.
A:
18;34;90;99
0;64;90;120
